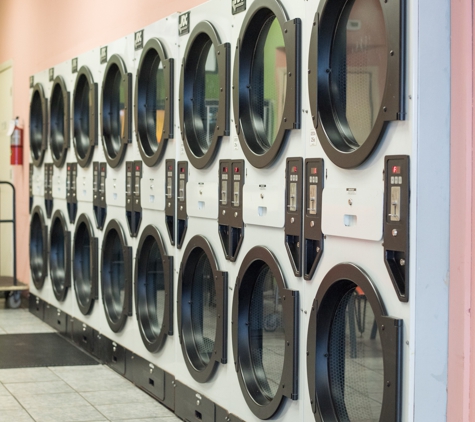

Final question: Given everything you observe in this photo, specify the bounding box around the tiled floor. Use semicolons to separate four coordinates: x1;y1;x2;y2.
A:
0;298;181;422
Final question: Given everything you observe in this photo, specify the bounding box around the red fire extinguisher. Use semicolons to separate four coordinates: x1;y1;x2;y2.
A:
10;117;23;165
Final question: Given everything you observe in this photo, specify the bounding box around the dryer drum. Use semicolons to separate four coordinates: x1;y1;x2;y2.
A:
178;235;227;383
30;206;47;289
135;225;173;353
310;0;405;168
101;219;132;332
136;38;173;167
101;55;131;168
306;263;402;422
29;84;48;167
234;0;300;168
180;22;230;169
73;214;98;315
50;76;70;168
73;66;98;168
232;246;298;420
49;210;71;301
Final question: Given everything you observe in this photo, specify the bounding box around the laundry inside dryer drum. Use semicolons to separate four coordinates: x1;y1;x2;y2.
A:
50;78;69;166
50;213;70;301
73;218;97;315
136;230;170;351
102;229;127;325
30;85;47;166
136;41;169;164
74;67;97;166
30;209;47;289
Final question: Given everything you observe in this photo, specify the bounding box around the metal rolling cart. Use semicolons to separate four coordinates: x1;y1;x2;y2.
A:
0;181;27;308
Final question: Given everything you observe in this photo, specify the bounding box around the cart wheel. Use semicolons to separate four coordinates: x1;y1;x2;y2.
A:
6;291;21;309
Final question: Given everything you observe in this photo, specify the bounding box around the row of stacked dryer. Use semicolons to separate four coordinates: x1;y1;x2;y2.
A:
28;0;415;420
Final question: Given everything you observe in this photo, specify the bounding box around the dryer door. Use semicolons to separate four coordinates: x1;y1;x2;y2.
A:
30;206;48;289
30;84;48;167
101;54;132;168
178;235;227;383
49;210;71;301
50;76;70;168
73;66;98;168
135;225;173;353
232;246;298;420
136;38;174;167
101;219;132;332
73;214;98;315
306;263;402;422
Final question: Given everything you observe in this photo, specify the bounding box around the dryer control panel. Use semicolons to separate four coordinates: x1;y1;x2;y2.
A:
177;161;188;249
93;162;107;230
66;163;78;224
384;155;410;302
218;160;245;261
125;161;142;237
44;163;54;219
165;159;176;246
285;157;303;277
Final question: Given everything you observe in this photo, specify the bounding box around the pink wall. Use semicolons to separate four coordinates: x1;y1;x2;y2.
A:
448;0;474;420
0;0;206;285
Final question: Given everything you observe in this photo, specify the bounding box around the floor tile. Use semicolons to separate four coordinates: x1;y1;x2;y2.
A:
109;418;182;422
0;368;60;383
5;380;75;395
15;391;91;410
0;383;10;395
0;394;22;409
0;408;34;422
27;405;107;422
95;401;175;420
81;388;158;406
0;328;7;334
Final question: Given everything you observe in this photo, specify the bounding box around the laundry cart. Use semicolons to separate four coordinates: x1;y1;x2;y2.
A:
0;181;26;308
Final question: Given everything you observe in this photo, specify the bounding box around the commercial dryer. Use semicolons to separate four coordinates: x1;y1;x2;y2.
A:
131;13;180;391
29;68;51;300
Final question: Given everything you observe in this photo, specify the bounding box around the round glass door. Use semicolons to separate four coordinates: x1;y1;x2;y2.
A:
135;225;172;352
50;76;70;168
73;66;97;167
49;210;71;301
30;206;47;289
136;38;173;167
29;84;48;167
178;235;227;382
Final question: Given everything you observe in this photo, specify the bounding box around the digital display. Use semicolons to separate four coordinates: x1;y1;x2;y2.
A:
392;165;401;174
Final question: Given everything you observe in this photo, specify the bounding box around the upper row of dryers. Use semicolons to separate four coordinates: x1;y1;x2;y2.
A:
29;0;405;171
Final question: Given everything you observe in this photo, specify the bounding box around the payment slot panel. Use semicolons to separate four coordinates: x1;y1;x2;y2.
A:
92;162;107;230
44;163;54;219
165;159;176;246
218;160;244;262
176;161;188;249
384;155;410;302
303;158;324;281
125;161;142;237
285;157;303;277
29;164;33;213
66;163;78;224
